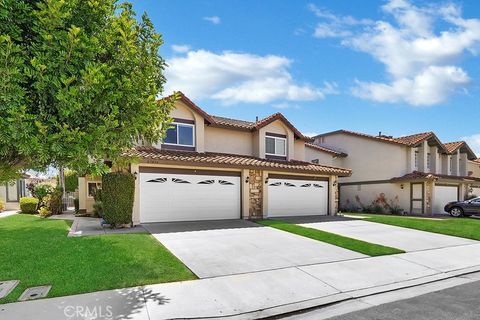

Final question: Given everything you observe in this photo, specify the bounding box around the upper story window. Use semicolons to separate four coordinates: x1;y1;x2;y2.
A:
265;134;286;157
164;121;195;147
414;150;419;169
427;153;431;170
450;156;453;174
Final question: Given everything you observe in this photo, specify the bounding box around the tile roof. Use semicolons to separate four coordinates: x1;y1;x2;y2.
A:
392;132;434;146
390;171;480;182
314;130;408;146
305;143;348;157
124;147;352;176
164;92;312;141
316;130;450;153
209;115;255;131
444;141;465;153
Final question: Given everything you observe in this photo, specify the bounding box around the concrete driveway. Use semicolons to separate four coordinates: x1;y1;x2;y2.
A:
143;219;366;278
298;220;476;252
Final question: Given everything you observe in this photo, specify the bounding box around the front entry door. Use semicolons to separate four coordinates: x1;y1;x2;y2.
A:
410;182;424;214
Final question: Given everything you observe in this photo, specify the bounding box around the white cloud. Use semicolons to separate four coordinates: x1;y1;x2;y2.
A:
302;132;319;138
171;44;191;53
165;49;336;104
309;3;372;39
352;66;470;106
311;0;480;106
203;16;221;25
463;134;480;156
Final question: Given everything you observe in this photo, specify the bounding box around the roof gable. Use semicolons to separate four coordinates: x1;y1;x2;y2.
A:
444;141;477;159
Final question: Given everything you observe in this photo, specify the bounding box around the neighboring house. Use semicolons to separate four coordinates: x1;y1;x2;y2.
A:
0;177;28;211
310;130;480;215
78;92;351;223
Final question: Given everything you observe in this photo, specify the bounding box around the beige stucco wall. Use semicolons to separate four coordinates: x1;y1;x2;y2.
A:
467;161;480;178
79;175;101;213
256;120;295;160
318;134;408;182
340;182;411;214
294;140;306;161
155;100;205;152
204;126;253;155
304;146;335;166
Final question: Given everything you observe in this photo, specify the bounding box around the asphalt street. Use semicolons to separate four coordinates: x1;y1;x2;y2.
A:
331;279;480;320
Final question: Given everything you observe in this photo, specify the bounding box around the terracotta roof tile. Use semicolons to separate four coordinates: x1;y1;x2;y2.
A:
209;115;255;130
315;130;407;146
392;132;434;146
125;147;352;176
305;143;348;157
390;171;480;182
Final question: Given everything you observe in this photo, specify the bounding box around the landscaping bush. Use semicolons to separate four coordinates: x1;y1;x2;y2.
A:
0;198;4;212
44;188;63;215
467;194;478;200
34;183;54;203
92;201;103;218
38;206;52;218
20;197;39;214
102;172;135;227
74;198;80;214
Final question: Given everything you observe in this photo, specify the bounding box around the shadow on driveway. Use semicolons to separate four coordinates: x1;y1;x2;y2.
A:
142;219;263;234
271;215;357;224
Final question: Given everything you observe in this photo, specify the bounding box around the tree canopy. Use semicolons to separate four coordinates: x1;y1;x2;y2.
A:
0;0;174;182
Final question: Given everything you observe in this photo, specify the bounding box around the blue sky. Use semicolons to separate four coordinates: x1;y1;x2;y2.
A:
130;0;480;153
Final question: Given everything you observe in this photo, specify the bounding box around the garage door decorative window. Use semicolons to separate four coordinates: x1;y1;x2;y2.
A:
146;178;167;183
313;184;324;188
269;182;282;187
218;180;234;185
198;179;215;185
300;183;312;187
284;182;296;187
172;178;191;184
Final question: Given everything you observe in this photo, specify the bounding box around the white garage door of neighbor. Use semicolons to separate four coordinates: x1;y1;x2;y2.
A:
140;172;241;223
433;185;458;214
268;178;328;217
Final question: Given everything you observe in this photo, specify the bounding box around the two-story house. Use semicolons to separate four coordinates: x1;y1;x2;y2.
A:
310;130;480;215
78;93;351;224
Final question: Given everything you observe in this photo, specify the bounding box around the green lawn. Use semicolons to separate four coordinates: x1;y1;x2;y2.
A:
257;219;404;256
345;213;480;240
0;215;196;304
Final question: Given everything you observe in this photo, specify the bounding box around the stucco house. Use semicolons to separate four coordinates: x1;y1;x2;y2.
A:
0;177;28;211
78;92;351;224
310;130;480;215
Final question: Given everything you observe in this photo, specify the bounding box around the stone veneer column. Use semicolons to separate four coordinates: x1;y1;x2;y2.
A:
248;169;263;219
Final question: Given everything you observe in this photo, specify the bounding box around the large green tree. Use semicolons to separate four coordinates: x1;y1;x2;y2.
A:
0;0;174;181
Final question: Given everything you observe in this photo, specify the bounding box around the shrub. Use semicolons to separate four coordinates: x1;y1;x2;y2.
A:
44;188;63;215
74;198;80;214
38;206;52;218
0;198;4;212
34;183;54;202
64;170;79;192
102;172;135;227
20;197;39;214
466;194;478;200
92;201;103;218
371;204;384;214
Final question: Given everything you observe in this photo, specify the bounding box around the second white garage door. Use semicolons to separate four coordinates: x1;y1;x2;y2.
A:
433;185;458;214
268;177;328;217
140;171;241;223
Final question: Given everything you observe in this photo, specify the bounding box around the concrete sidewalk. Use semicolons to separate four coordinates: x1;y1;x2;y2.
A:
2;242;480;320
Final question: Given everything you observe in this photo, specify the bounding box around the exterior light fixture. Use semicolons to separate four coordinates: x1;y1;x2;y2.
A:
265;177;269;184
245;176;249;183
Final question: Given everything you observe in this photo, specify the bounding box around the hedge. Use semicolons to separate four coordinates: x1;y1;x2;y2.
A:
20;197;39;214
102;172;135;227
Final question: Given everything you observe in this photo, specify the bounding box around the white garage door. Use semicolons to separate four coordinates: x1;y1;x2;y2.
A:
433;185;458;214
140;171;241;223
268;178;328;217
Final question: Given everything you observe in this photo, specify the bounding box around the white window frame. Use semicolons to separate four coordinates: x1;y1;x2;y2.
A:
427;153;431;170
164;122;195;147
265;136;287;157
87;182;102;198
414;150;419;169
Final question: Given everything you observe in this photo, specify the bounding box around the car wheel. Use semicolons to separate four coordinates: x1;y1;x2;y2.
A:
449;207;463;217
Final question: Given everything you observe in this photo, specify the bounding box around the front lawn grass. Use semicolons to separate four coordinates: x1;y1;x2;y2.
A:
346;213;480;240
257;219;404;256
0;215;196;304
